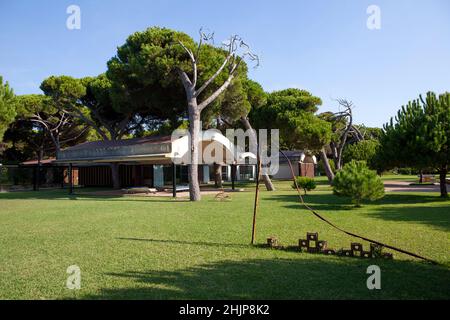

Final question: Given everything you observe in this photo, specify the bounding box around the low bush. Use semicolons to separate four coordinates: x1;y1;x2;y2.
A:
332;160;384;207
292;176;317;195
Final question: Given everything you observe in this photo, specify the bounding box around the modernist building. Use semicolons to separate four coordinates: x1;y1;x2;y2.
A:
17;134;317;192
54;131;257;190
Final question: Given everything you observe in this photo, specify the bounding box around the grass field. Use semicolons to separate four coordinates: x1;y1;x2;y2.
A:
0;179;449;299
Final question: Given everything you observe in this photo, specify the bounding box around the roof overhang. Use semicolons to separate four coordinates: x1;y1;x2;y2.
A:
55;132;257;165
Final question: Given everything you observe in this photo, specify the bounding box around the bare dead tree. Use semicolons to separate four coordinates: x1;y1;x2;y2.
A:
329;99;363;170
30;110;88;153
177;29;259;201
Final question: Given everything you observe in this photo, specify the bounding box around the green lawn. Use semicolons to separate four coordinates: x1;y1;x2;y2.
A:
0;179;449;299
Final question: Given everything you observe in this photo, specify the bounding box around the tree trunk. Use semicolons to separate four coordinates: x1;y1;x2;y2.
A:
240;117;275;191
214;163;222;188
330;143;340;171
439;165;448;198
110;163;120;189
188;102;202;201
320;148;335;182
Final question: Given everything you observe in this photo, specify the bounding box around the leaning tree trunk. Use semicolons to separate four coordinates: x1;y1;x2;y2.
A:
240;117;275;191
110;163;121;189
320;148;335;183
439;165;448;198
188;101;202;201
214;163;223;188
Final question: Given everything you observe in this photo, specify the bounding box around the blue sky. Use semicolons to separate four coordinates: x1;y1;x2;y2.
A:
1;0;449;127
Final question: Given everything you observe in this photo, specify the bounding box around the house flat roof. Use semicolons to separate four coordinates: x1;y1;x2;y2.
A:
56;135;173;163
62;135;172;151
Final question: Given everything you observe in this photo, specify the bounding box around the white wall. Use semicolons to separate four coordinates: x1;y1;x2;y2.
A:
272;163;299;180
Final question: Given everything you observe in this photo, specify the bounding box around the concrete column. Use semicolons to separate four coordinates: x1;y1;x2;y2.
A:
252;165;256;181
236;165;240;181
153;165;164;188
202;165;210;184
226;165;231;181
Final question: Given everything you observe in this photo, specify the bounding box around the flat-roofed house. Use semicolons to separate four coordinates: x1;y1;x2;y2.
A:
54;132;256;191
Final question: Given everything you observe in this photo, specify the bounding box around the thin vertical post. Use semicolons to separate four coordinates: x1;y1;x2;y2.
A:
231;164;236;191
251;149;262;245
172;163;176;198
68;163;73;195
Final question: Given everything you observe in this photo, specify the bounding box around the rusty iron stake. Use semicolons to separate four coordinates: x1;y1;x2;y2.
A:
251;149;262;245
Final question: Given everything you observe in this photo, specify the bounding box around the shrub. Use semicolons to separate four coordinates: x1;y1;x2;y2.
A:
332;160;384;206
292;176;317;195
343;139;380;169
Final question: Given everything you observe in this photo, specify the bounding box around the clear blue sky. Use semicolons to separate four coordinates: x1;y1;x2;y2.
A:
1;0;449;127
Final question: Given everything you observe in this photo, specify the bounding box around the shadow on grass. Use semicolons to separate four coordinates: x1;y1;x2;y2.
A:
367;204;450;231
117;237;251;249
0;190;192;203
265;192;450;230
82;257;450;300
266;192;448;211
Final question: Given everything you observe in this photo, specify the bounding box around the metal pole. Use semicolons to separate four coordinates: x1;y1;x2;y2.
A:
231;164;236;191
251;150;262;245
172;163;176;198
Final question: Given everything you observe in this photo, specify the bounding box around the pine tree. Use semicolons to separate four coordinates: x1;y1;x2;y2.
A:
380;92;450;198
0;76;17;143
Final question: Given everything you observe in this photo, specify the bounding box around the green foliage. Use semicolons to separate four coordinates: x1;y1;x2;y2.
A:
333;160;385;206
243;79;267;110
278;111;332;151
343;140;380;169
40;75;86;102
0;76;17;142
250;88;331;151
318;111;348;144
318;157;335;176
379;92;450;197
291;176;317;195
202;78;251;126
107;26;248;127
81;74;141;139
356;125;383;140
250;88;322;130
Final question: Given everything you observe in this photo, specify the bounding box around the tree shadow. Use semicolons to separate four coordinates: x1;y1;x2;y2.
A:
265;193;448;212
265;192;450;231
367;204;450;231
82;257;450;300
117;237;251;249
0;190;191;203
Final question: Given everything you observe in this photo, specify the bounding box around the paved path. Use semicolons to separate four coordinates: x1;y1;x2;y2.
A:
383;180;442;192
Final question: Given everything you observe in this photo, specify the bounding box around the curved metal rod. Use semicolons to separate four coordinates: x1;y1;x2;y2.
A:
278;150;438;265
